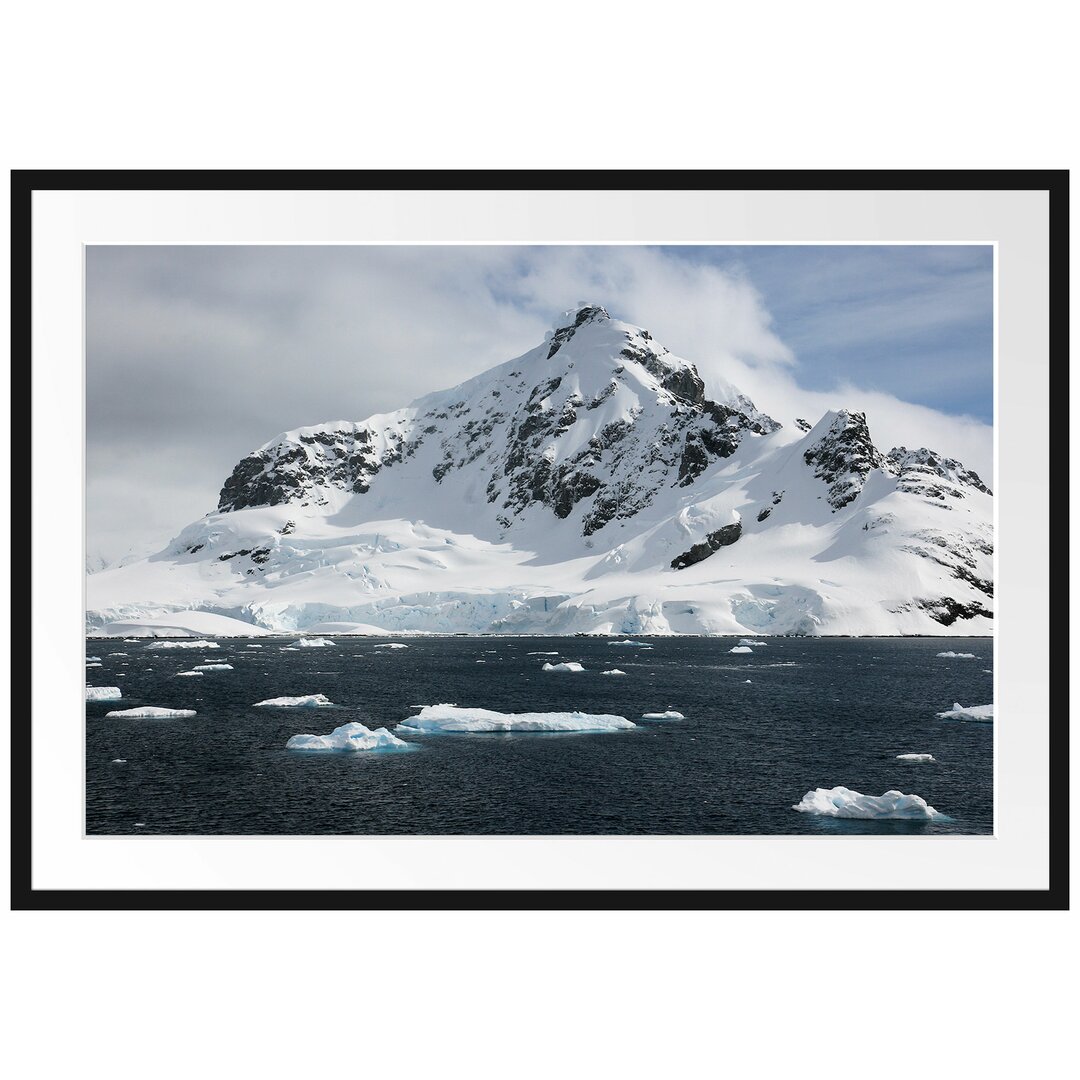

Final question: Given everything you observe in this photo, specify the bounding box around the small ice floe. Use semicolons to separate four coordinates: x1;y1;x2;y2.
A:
982;669;993;674
193;663;233;671
542;661;585;672
793;786;943;820
937;702;994;723
475;660;486;663
528;651;560;656
897;753;936;762
937;651;977;659
111;759;127;764
105;707;197;718
145;640;219;650
744;679;752;683
396;704;634;734
108;652;128;657
737;639;768;647
86;662;102;668
286;721;411;752
641;711;684;721
608;639;652;648
176;671;203;677
601;669;627;676
373;642;409;649
86;656;102;662
289;637;335;648
246;644;263;648
729;646;754;654
86;686;122;701
255;694;335;708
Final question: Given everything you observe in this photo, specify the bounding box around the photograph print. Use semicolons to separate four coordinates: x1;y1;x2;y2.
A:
85;243;995;836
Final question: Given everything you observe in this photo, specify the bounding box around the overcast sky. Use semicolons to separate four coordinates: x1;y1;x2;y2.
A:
86;244;993;564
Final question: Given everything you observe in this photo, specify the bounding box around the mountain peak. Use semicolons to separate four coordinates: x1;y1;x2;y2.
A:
545;303;612;358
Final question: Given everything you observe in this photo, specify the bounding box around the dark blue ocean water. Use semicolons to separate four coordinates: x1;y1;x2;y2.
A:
85;636;993;835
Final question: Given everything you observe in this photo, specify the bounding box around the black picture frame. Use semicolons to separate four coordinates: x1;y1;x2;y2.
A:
10;168;1069;911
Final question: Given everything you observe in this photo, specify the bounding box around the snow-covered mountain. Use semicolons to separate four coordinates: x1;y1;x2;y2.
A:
87;304;994;637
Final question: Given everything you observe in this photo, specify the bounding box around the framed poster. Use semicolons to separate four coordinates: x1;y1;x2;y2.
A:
9;170;1068;909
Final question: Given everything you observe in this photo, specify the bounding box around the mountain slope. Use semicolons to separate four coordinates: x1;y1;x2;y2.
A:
87;304;993;637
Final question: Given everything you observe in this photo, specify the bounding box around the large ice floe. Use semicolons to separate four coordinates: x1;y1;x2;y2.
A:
601;668;627;676
255;694;335;708
729;646;754;654
193;663;233;671
641;710;685;720
176;671;203;677
396;704;635;734
793;786;943;819
86;686;122;701
104;706;197;718
937;651;977;659
373;642;409;649
542;661;585;672
738;639;768;647
286;721;410;752
937;702;994;722
289;637;335;648
896;753;936;762
145;640;219;650
608;640;652;648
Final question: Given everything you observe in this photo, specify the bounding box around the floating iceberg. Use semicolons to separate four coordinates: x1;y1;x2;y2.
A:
602;669;627;676
286;721;411;752
176;671;203;677
373;642;409;649
897;753;936;762
729;646;754;654
246;644;263;648
86;662;102;668
86;686;122;701
105;707;197;718
289;637;335;648
396;704;635;734
193;663;233;671
737;639;768;647
937;651;977;659
255;694;335;708
937;702;994;722
145;640;219;650
528;651;560;656
792;786;942;819
542;661;585;672
86;656;101;662
641;711;684;720
111;759;127;764
608;639;652;647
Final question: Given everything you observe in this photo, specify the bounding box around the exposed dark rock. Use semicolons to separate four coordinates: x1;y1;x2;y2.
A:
887;446;993;498
803;410;886;511
916;596;994;625
671;521;743;570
